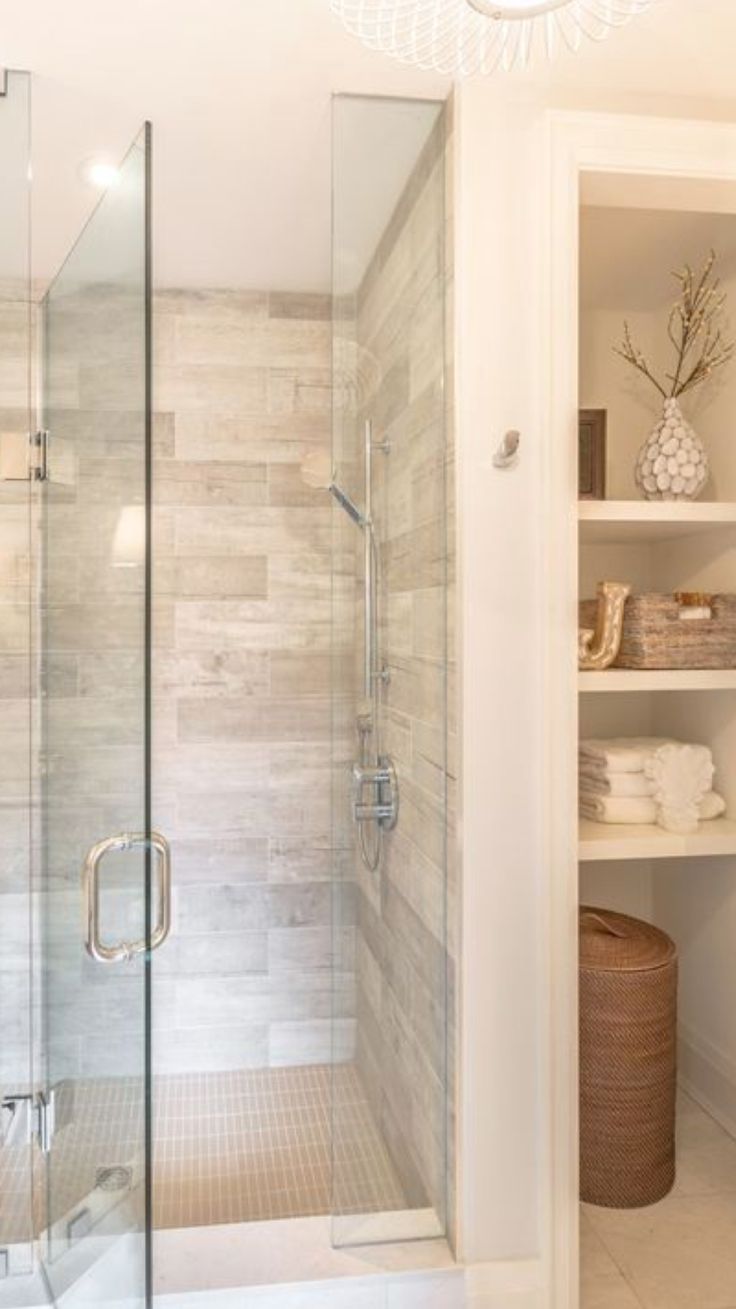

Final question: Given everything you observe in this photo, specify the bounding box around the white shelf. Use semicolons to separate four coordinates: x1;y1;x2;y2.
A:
579;669;736;693
579;500;736;544
579;817;736;862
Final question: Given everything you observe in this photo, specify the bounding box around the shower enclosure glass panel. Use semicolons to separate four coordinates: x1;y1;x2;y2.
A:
331;94;449;1247
0;67;34;1282
39;125;152;1308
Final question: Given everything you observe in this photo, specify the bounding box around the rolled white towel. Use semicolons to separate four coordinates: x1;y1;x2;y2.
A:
579;737;679;775
702;791;728;820
645;742;716;835
579;768;656;798
580;791;726;825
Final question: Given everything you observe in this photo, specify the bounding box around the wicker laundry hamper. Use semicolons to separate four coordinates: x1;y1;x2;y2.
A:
579;907;678;1208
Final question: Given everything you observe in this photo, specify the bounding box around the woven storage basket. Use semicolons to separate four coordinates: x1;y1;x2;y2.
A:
579;907;677;1208
579;593;736;670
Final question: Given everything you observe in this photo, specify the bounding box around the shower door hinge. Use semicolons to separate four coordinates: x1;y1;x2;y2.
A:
37;1091;56;1154
1;1091;56;1154
30;430;49;482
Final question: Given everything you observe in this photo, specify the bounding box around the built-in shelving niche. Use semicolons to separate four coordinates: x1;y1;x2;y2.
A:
579;503;736;863
578;504;736;865
576;175;736;1181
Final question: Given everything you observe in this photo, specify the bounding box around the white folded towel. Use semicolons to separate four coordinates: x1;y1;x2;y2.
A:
579;768;656;798
580;790;726;826
580;795;659;824
579;737;677;775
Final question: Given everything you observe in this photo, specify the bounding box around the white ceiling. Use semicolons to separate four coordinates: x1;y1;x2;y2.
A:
2;0;736;291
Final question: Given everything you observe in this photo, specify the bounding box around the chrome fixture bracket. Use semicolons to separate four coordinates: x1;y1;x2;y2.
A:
82;831;172;964
31;430;49;482
352;756;399;831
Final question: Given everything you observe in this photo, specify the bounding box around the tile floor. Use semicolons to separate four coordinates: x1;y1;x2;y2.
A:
582;1090;736;1309
0;1063;408;1245
153;1063;407;1228
0;1141;32;1245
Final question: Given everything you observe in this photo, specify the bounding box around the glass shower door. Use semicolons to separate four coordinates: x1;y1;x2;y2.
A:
331;95;450;1248
0;67;35;1292
38;125;154;1308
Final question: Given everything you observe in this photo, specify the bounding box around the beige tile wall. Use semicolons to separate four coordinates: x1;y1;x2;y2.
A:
152;289;357;1074
0;286;34;1251
38;273;149;1110
344;106;455;1229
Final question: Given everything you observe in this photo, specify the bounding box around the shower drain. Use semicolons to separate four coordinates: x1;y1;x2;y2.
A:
95;1165;132;1193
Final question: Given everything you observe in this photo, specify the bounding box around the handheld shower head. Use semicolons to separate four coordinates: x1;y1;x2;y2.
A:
300;451;366;528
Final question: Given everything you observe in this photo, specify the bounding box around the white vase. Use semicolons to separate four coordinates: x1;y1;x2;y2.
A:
634;398;709;501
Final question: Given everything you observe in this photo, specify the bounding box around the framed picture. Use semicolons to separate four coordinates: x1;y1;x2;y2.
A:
579;409;607;500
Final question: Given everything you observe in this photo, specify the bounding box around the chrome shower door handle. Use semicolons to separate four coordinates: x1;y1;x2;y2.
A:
82;831;172;964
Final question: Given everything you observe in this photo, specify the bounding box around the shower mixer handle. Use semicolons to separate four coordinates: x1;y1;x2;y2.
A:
352;763;390;784
351;757;399;831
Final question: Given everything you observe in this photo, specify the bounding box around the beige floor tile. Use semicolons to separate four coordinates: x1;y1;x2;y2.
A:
668;1094;736;1198
581;1213;643;1309
581;1212;623;1278
582;1272;643;1309
581;1094;736;1309
673;1138;736;1198
677;1091;736;1146
0;1064;410;1243
585;1192;736;1309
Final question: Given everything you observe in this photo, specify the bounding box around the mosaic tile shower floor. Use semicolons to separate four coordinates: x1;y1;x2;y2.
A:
0;1064;406;1241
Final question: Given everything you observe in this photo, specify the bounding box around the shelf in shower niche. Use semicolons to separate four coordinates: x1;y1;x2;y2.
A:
579;817;736;862
579;669;736;693
578;500;736;544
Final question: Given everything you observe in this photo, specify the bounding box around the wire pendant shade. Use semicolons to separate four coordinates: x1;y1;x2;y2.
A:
331;0;653;74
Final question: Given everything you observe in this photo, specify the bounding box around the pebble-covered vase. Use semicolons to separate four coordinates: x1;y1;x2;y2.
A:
635;398;709;501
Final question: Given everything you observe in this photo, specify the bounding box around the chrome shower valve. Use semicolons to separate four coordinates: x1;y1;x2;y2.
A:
351;756;399;830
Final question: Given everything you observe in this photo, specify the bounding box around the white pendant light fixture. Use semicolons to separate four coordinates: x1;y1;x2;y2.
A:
331;0;653;75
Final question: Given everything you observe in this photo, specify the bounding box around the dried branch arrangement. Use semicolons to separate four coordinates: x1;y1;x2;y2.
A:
614;250;734;401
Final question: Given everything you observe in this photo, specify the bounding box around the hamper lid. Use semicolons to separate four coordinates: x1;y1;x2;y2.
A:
579;906;676;973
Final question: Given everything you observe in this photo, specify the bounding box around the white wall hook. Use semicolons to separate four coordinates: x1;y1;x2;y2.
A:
493;429;520;469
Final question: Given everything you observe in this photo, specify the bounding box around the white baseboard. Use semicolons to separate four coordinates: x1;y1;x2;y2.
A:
155;1264;544;1309
156;1269;465;1309
679;1022;736;1138
464;1259;546;1309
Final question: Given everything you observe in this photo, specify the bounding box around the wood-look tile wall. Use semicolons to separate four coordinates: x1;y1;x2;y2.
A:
348;108;456;1227
0;286;35;1254
152;290;357;1073
0;293;32;1095
36;277;150;1125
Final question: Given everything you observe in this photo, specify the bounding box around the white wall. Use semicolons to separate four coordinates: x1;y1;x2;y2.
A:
454;83;548;1277
453;79;736;1309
